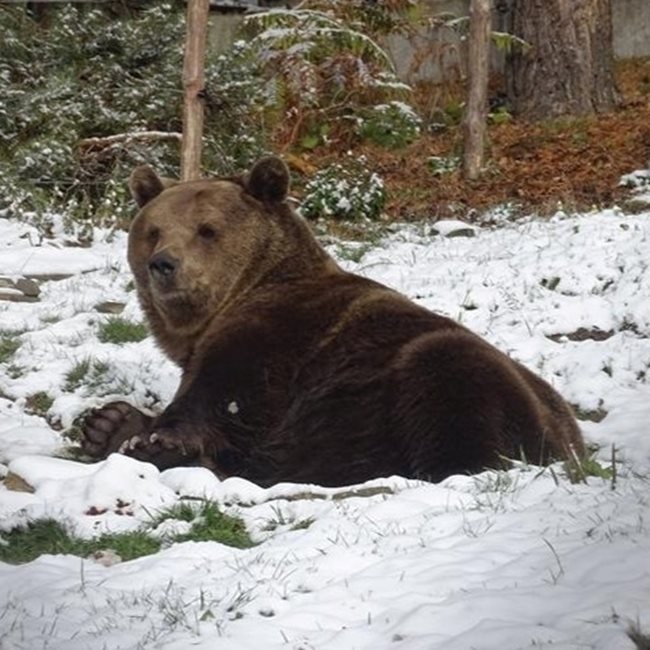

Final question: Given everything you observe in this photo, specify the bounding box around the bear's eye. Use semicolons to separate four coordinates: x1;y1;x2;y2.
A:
147;227;160;243
197;224;217;241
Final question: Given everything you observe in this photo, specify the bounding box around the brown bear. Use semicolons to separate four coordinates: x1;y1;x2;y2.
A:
81;156;585;486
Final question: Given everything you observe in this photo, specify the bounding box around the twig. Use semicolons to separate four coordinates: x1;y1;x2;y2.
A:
78;131;183;150
611;443;618;491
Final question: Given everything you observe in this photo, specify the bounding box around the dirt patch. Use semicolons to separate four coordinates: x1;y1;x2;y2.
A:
547;328;615;343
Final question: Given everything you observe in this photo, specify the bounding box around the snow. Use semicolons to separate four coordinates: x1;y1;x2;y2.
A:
1;202;650;649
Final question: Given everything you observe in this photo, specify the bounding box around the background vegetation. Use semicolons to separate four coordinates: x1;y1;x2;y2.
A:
1;0;648;235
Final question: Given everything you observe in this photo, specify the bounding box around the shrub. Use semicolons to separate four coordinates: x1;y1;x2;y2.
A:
202;40;271;174
0;4;186;231
0;4;271;235
300;155;386;221
427;155;461;176
243;5;413;148
357;101;421;149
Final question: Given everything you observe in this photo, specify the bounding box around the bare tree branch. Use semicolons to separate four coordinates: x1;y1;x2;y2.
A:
78;131;183;150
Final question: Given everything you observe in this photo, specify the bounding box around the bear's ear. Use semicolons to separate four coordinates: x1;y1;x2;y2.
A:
129;166;171;208
245;156;290;203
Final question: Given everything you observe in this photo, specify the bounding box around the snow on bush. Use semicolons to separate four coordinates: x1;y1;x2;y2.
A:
300;155;386;221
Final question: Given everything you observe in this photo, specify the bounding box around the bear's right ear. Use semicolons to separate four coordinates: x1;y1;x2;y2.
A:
129;166;174;208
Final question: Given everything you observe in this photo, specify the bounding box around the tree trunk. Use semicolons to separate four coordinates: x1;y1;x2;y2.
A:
463;0;492;180
180;0;210;181
506;0;619;121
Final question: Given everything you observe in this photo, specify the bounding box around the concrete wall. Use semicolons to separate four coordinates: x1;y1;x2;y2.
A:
383;0;650;85
612;0;650;59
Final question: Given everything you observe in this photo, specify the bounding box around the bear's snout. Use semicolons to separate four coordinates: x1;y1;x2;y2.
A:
148;251;179;287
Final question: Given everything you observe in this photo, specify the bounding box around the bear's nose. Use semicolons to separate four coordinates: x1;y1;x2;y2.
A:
148;251;178;278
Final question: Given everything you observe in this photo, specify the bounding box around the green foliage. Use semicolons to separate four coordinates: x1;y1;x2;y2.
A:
24;391;54;417
301;156;386;221
0;4;270;234
442;99;465;126
0;4;186;231
303;0;419;36
156;500;254;549
243;5;417;148
0;499;253;565
427;155;460;176
151;500;199;525
0;333;21;363
0;519;160;565
1;1;424;231
6;363;25;379
564;448;616;485
202;40;270;173
97;317;148;344
357;101;421;149
488;106;513;125
491;30;530;55
63;356;134;397
63;357;93;392
334;242;375;263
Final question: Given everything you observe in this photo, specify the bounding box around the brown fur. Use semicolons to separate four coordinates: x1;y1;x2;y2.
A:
82;156;585;486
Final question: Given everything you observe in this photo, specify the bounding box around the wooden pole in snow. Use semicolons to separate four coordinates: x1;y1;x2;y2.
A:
463;0;491;181
180;0;210;181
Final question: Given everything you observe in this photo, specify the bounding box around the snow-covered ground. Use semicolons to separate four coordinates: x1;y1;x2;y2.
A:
1;203;649;649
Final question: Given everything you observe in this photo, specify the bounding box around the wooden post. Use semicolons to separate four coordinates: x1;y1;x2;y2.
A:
180;0;210;181
463;0;491;181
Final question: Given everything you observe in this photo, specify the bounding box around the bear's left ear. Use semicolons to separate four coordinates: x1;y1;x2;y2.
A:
129;166;175;208
245;156;290;203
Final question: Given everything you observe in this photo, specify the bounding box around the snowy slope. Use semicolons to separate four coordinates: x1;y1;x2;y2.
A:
0;206;649;650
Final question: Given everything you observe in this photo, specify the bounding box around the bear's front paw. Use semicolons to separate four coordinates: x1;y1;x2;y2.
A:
82;401;154;459
116;428;207;470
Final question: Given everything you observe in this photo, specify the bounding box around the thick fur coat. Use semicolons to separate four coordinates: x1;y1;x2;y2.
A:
82;156;584;486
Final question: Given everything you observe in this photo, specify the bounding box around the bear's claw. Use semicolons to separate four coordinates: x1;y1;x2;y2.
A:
114;430;190;459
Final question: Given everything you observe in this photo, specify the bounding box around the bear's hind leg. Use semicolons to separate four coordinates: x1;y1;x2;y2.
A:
392;331;553;482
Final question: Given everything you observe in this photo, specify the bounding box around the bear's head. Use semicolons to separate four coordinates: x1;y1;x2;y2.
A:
127;156;330;357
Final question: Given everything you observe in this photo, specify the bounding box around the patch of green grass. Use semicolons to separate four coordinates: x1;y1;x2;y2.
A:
156;500;254;549
97;317;148;344
63;357;132;397
261;504;317;533
6;363;25;379
334;242;374;264
1;500;254;565
0;519;160;565
24;391;54;417
84;360;113;392
564;446;616;485
151;500;200;526
0;333;21;363
40;314;61;325
64;357;92;392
